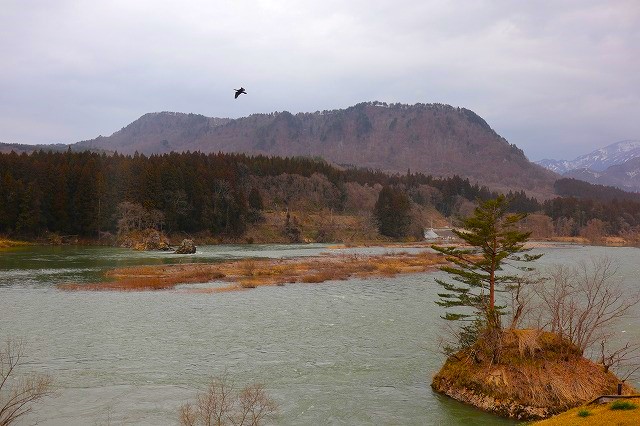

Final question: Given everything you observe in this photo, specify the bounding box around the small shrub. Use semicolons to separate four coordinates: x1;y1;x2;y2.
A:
377;265;400;276
577;409;591;417
301;274;327;283
179;376;277;426
240;280;258;289
610;400;638;410
1;339;54;425
241;261;257;277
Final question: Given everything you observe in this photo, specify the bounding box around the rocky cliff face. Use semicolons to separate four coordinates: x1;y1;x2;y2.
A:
432;376;550;420
73;102;557;197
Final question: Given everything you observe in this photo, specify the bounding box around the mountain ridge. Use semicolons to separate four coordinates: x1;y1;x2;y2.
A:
0;103;558;198
71;102;556;197
536;140;640;174
536;140;640;192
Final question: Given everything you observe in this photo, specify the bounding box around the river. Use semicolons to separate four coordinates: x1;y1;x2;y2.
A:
0;243;638;425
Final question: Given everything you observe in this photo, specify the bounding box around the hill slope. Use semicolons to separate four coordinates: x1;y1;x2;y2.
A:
564;157;640;193
74;102;557;196
0;142;71;154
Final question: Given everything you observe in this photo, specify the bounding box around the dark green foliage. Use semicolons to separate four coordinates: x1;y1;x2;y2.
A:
577;409;591;417
5;149;634;241
247;187;265;223
284;211;302;243
432;195;541;334
610;400;637;410
355;108;373;138
554;178;640;203
374;185;411;238
460;108;491;130
547;178;640;235
543;193;640;235
0;151;255;237
3;150;477;238
15;182;43;236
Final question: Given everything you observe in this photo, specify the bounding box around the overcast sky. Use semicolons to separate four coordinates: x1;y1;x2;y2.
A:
1;0;639;160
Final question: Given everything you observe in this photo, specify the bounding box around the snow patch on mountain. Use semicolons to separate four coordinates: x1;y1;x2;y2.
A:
536;140;640;174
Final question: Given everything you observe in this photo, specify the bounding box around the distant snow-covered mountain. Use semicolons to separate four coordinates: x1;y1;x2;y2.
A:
564;157;640;193
536;140;640;174
536;140;640;192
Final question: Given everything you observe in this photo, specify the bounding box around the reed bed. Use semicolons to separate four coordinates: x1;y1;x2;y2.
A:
59;250;446;292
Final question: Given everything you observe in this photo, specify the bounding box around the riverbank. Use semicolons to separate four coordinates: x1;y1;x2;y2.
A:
5;221;640;249
0;237;31;248
59;250;447;292
532;396;640;425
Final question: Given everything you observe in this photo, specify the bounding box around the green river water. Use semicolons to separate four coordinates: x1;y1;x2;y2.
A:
0;243;638;425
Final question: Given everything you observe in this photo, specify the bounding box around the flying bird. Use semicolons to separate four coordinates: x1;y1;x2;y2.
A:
234;87;247;99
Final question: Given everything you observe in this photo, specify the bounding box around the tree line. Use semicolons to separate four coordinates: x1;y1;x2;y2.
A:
3;150;640;240
0;150;524;239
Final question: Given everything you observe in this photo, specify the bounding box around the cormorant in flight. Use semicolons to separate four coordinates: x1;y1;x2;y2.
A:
234;87;247;99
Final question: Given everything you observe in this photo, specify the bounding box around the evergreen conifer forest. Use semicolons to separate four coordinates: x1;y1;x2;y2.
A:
1;150;640;241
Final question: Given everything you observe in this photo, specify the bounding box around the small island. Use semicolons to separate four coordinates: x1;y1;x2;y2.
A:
58;250;446;291
430;196;639;421
432;329;633;420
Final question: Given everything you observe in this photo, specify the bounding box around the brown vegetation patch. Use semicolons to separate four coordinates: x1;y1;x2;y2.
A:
431;330;635;421
58;250;446;292
532;397;640;426
0;238;30;248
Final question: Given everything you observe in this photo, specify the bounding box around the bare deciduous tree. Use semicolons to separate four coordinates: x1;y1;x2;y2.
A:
598;340;640;378
0;339;54;426
506;272;543;330
235;384;277;426
580;218;607;244
534;257;640;355
179;376;277;426
522;213;554;239
116;202;165;235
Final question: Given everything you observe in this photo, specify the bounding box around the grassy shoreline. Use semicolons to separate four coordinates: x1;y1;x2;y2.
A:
5;233;639;249
0;237;31;248
531;396;640;425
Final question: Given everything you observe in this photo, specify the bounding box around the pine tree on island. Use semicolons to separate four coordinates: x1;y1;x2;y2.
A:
431;194;541;352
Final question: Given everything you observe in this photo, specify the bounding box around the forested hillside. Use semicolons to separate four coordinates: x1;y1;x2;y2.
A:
2;150;640;244
73;102;557;197
0;150;530;240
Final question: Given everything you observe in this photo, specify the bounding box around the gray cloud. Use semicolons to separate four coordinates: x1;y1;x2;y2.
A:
1;0;638;160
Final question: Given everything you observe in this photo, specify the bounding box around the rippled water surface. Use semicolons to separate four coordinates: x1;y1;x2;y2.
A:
1;243;638;425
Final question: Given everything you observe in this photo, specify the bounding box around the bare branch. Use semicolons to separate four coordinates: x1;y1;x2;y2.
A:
534;257;640;355
0;338;54;426
179;376;277;426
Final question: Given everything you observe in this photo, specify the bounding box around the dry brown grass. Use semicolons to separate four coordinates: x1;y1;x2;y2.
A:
58;250;446;292
511;329;543;358
0;238;30;248
60;265;226;291
432;329;636;420
533;397;640;426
